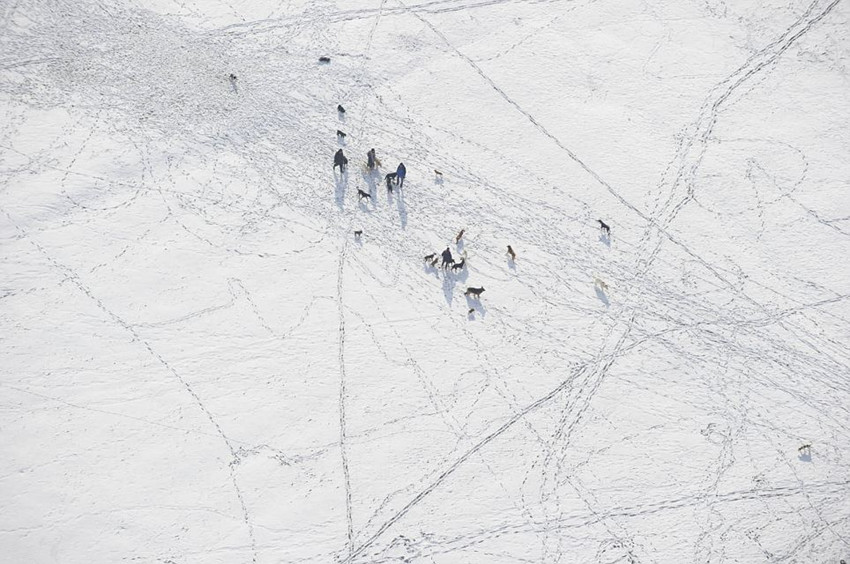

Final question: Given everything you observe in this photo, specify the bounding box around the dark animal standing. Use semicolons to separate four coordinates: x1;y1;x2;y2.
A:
464;286;485;299
434;169;443;177
597;219;611;236
337;130;347;139
334;149;348;172
468;308;475;314
337;104;346;114
354;230;362;239
455;229;465;244
507;245;516;261
451;258;466;272
319;56;331;63
357;189;371;201
441;247;454;269
424;253;437;262
385;172;397;192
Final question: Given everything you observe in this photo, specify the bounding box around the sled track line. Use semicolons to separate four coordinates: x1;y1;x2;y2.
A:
406;0;843;312
343;362;588;563
336;239;355;558
0;206;259;563
349;267;550;546
649;0;842;237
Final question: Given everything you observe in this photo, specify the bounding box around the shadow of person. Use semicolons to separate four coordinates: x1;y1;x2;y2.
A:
397;188;407;229
442;270;456;305
334;169;348;209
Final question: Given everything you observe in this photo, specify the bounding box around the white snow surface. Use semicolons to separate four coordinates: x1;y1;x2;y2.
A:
2;0;850;562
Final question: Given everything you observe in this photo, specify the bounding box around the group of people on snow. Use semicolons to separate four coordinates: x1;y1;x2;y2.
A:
335;147;405;193
328;103;614;311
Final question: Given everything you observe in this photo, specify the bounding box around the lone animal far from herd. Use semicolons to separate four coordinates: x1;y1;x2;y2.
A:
331;102;613;313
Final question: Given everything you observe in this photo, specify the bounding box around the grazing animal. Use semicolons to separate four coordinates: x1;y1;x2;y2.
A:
319;56;331;63
424;253;437;262
337;104;346;114
597;219;611;236
464;286;485;299
357;189;371;201
337;130;347;139
334;149;348;172
354;230;362;238
507;245;516;261
441;247;454;269
455;229;465;244
594;277;609;292
451;258;466;272
434;169;443;177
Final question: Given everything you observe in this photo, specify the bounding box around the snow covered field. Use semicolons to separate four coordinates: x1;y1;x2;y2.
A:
2;0;850;562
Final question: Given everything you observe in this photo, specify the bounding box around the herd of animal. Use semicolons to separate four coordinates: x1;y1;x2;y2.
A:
327;77;614;315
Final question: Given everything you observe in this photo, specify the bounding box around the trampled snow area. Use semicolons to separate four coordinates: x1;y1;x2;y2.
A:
2;0;850;562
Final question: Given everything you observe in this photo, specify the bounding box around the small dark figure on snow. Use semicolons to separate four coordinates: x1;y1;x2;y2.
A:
354;230;362;239
451;258;466;272
385;172;397;192
597;219;611;236
424;253;437;262
337;104;346;114
464;286;485;299
455;229;465;244
507;245;516;261
367;148;376;170
229;73;237;81
441;247;454;269
396;162;407;188
337;130;347;140
319;56;331;63
429;256;439;267
468;308;475;315
334;149;348;172
357;189;371;201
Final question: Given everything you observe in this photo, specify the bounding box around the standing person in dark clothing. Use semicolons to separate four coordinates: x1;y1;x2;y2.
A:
396;162;406;188
334;149;348;173
441;247;454;269
367;148;377;170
